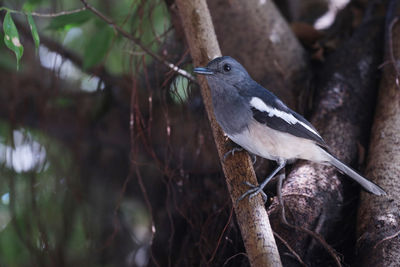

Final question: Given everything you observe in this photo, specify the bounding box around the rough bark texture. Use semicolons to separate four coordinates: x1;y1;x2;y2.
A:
206;0;308;111
356;1;400;265
267;11;384;266
175;0;282;266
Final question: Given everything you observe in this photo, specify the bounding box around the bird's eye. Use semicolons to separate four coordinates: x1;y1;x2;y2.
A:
223;64;231;72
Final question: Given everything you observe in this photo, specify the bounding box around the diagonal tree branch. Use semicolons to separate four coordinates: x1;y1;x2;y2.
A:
174;0;282;266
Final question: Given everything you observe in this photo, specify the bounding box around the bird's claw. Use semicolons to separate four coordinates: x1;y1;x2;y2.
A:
237;182;268;203
223;148;258;166
223;147;243;162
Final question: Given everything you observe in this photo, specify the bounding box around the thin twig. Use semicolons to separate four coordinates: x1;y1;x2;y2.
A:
273;231;307;267
378;17;400;75
31;7;87;17
0;7;86;17
389;17;400;75
388;17;400;90
79;0;196;83
222;252;248;266
207;206;234;264
13;18;121;91
373;228;400;249
130;74;161;267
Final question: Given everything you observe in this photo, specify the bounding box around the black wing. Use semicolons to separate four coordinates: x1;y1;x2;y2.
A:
239;82;327;147
251;106;326;147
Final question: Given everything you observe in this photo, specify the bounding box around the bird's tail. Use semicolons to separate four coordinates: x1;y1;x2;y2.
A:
322;150;386;196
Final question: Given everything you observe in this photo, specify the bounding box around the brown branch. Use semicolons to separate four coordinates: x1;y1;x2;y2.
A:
356;1;400;265
174;0;281;266
79;0;195;83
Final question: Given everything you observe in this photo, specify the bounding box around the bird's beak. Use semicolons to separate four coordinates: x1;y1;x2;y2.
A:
193;67;214;75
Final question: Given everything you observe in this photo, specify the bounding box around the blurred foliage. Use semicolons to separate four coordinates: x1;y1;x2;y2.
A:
1;0;171;73
46;11;92;31
82;24;114;70
0;0;169;266
0;125;76;266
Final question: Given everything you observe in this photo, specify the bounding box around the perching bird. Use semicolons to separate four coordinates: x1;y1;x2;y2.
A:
193;56;386;200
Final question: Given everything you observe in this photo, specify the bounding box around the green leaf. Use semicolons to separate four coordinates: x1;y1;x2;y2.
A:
27;14;40;52
170;75;189;104
47;10;92;31
3;12;24;70
83;26;114;69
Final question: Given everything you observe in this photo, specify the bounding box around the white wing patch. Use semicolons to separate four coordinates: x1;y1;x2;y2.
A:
249;97;321;138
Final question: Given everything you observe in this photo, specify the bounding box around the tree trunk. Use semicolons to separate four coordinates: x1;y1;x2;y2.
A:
356;1;400;265
175;0;282;266
268;6;385;265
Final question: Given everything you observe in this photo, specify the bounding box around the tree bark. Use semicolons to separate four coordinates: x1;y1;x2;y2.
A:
356;1;400;265
206;0;309;111
175;0;282;266
267;8;384;266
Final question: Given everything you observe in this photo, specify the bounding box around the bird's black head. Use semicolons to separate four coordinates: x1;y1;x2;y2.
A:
194;56;250;86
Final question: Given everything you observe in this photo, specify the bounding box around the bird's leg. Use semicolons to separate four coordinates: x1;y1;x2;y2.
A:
237;159;286;202
251;154;257;165
276;172;288;224
223;146;244;162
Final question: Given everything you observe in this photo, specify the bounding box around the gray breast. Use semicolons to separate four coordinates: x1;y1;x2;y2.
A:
210;86;252;135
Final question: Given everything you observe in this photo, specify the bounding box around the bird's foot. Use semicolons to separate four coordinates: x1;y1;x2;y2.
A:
223;147;243;162
237;182;268;203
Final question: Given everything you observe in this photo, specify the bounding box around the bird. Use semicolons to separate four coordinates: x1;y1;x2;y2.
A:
193;56;386;201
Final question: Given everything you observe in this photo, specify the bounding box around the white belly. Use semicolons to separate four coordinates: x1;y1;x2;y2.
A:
228;121;328;163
